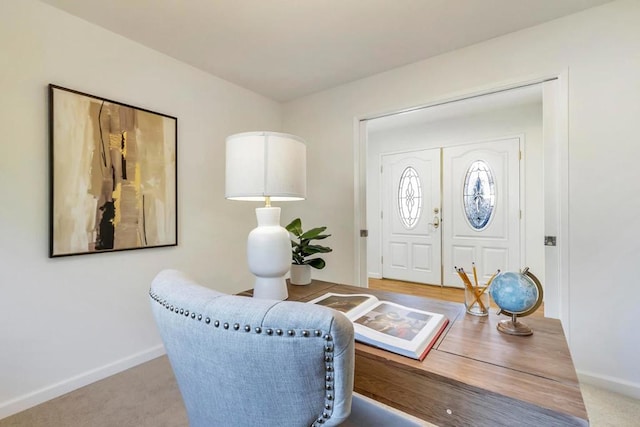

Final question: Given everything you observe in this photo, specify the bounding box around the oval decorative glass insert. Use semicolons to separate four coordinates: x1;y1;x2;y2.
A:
397;166;422;229
463;160;496;230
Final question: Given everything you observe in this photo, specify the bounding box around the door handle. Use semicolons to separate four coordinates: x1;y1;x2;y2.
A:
429;216;440;229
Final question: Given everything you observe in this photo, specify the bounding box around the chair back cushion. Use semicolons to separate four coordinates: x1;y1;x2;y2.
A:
150;269;354;427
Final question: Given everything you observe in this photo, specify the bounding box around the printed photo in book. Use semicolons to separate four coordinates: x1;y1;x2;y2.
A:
308;293;449;361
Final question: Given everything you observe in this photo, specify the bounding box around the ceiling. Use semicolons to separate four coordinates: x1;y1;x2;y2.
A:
39;0;612;102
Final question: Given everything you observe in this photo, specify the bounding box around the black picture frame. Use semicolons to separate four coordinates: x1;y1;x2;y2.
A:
49;84;178;257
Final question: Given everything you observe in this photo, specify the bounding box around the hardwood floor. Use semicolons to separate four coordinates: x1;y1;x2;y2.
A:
368;278;465;303
368;277;544;317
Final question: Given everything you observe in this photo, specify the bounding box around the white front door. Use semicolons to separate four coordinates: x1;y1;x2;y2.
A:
381;149;441;284
442;138;521;287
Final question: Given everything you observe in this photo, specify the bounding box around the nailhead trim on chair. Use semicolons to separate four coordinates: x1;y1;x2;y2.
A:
149;290;337;426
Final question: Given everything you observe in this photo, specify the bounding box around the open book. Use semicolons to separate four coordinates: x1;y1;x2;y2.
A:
308;293;449;361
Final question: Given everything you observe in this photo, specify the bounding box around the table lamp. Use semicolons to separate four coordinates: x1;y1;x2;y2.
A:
225;131;306;300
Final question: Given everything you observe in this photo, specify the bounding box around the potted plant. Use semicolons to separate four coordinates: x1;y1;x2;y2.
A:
285;218;332;285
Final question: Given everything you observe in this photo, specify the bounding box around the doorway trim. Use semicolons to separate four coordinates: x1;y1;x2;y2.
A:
353;71;570;338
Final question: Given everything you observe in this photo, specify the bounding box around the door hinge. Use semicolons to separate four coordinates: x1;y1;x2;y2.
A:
360;229;368;237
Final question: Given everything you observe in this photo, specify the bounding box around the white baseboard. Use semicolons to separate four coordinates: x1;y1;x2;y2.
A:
368;273;382;279
0;345;166;420
577;369;640;400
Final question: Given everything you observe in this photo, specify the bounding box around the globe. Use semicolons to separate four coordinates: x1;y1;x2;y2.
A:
488;268;543;336
489;270;541;315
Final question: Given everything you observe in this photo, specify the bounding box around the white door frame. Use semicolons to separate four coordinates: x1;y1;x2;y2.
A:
353;72;570;338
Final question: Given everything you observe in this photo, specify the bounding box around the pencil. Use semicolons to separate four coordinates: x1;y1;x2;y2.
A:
472;262;479;289
455;267;474;289
456;267;487;312
487;269;500;286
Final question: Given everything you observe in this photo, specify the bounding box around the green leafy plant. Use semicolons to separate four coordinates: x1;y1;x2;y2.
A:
285;218;332;269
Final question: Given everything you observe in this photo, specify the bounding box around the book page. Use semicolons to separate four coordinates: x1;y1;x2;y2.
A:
352;301;446;354
354;302;433;341
308;293;379;319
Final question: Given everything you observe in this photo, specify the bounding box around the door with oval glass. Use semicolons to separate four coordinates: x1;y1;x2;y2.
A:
381;138;521;287
381;149;441;284
442;137;521;288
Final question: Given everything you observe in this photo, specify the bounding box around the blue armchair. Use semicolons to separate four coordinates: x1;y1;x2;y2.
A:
150;269;430;427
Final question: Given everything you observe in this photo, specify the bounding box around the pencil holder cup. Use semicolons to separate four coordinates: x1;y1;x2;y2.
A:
465;285;489;316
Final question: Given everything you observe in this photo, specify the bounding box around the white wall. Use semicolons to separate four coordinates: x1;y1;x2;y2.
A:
366;102;544;284
0;0;281;417
283;0;640;398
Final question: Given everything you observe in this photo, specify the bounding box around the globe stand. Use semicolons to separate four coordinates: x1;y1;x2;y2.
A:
497;313;533;336
493;268;544;337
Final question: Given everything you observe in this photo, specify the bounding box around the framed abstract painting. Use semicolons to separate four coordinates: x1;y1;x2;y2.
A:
49;84;178;257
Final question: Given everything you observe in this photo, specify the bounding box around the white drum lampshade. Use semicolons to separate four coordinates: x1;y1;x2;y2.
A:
225;131;306;300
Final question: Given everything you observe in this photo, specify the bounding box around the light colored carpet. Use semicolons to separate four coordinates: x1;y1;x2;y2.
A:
1;356;638;426
0;357;187;427
580;382;640;427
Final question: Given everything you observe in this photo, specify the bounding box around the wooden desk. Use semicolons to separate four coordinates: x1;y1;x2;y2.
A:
278;280;589;426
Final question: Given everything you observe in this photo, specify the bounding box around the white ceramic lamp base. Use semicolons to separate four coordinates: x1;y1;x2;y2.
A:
247;207;290;300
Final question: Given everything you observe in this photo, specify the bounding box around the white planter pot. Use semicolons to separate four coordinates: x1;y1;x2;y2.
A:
290;264;312;285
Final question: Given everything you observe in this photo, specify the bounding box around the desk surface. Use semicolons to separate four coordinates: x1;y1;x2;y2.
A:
280;280;589;426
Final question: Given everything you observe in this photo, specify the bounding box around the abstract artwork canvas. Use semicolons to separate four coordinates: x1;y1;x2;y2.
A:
49;84;177;257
